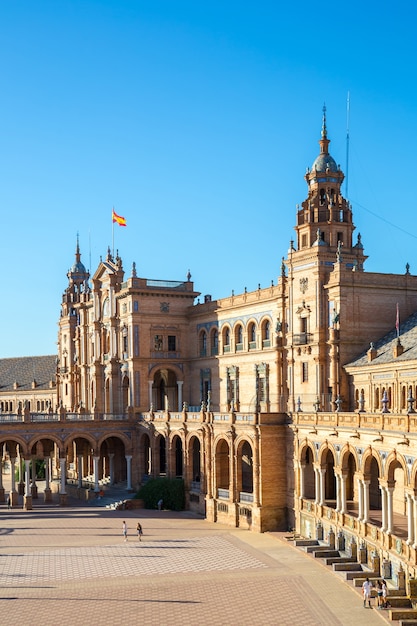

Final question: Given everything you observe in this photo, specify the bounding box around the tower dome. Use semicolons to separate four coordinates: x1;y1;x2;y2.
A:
311;104;339;173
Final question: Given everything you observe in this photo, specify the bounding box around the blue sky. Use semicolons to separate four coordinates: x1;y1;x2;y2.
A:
1;1;417;357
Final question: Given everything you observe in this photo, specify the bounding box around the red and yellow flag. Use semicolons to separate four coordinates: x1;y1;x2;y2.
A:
112;208;127;227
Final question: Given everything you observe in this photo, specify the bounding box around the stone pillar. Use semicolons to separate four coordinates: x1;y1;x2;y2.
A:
59;457;67;506
44;456;52;503
252;430;260;507
148;381;153;409
362;480;370;524
93;456;100;492
0;454;5;502
31;459;38;499
406;492;414;546
77;455;83;488
10;458;18;506
23;459;32;510
357;477;363;521
386;486;394;535
125;455;132;491
314;467;320;505
108;453;115;485
335;473;340;512
299;463;305;500
319;468;326;506
380;485;388;532
413;496;417;549
340;473;347;515
177;381;183;412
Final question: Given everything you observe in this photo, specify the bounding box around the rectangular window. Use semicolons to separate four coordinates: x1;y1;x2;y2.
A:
301;234;308;248
302;362;308;383
168;335;176;352
154;335;163;351
133;301;139;312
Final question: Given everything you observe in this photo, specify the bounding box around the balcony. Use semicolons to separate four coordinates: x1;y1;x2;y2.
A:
293;332;313;345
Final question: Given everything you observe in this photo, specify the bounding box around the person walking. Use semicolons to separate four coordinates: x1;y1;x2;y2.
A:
136;522;143;541
376;580;383;608
7;495;11;510
122;520;128;542
362;577;373;608
157;498;163;511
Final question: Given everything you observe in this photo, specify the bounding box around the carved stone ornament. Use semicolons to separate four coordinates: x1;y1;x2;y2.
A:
160;302;170;313
300;277;308;294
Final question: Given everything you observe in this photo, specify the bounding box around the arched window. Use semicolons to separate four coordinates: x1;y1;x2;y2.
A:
210;329;218;356
199;330;207;357
235;324;243;351
262;320;271;348
223;327;231;353
248;322;256;349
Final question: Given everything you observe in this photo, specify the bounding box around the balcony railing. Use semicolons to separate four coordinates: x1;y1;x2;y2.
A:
217;488;229;499
239;492;254;503
293;332;313;345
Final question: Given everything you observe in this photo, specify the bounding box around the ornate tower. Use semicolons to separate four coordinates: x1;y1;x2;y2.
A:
57;237;90;410
284;109;366;413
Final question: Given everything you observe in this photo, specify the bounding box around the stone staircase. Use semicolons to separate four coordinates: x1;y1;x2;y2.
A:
292;536;417;624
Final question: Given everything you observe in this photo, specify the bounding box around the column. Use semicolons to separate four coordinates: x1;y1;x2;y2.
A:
125;455;132;491
148;381;153;408
44;456;52;503
24;459;31;496
177;381;183;412
340;473;347;515
335;473;341;512
10;458;16;494
406;492;414;546
108;453;115;485
357;477;363;521
386;486;394;535
319;468;326;506
23;458;33;510
412;496;417;549
380;485;388;532
362;480;370;523
299;463;305;500
314;467;320;505
60;457;67;494
77;455;83;488
93;456;100;492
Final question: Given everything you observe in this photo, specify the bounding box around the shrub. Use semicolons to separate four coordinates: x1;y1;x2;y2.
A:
135;477;185;511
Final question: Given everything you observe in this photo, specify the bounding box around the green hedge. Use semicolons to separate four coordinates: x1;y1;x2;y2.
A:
135;477;185;511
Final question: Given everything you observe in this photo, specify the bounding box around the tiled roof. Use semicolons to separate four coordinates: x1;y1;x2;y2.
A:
0;355;57;391
346;311;417;368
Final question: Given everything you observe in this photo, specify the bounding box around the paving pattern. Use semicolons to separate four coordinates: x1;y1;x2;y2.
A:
0;502;389;625
0;536;267;585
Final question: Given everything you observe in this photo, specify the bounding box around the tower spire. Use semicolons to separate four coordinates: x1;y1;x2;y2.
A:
319;103;330;155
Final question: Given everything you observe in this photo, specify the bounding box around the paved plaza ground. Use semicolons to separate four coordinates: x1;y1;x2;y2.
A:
0;496;391;625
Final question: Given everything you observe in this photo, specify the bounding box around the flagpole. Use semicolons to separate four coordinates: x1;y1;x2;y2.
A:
112;207;114;257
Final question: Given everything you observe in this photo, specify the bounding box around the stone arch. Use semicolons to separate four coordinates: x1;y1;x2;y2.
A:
139;431;152;478
340;445;358;502
148;366;183;412
236;438;253;495
320;445;336;501
386;452;408;517
215;437;230;493
363;449;382;510
188;434;201;484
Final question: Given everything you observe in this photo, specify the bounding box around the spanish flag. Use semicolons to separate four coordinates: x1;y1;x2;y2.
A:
112;208;127;227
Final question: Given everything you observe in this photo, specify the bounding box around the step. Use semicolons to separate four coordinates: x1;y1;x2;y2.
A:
353;576;388;587
333;562;363;572
314;550;340;559
346;570;376;581
389;609;417;621
294;539;319;547
383;597;412;608
306;545;331;554
324;556;356;566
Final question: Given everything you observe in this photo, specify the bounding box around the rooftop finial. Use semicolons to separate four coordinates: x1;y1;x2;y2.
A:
321;103;327;139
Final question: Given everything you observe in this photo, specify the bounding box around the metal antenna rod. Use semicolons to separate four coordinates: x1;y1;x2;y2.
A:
345;91;350;199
